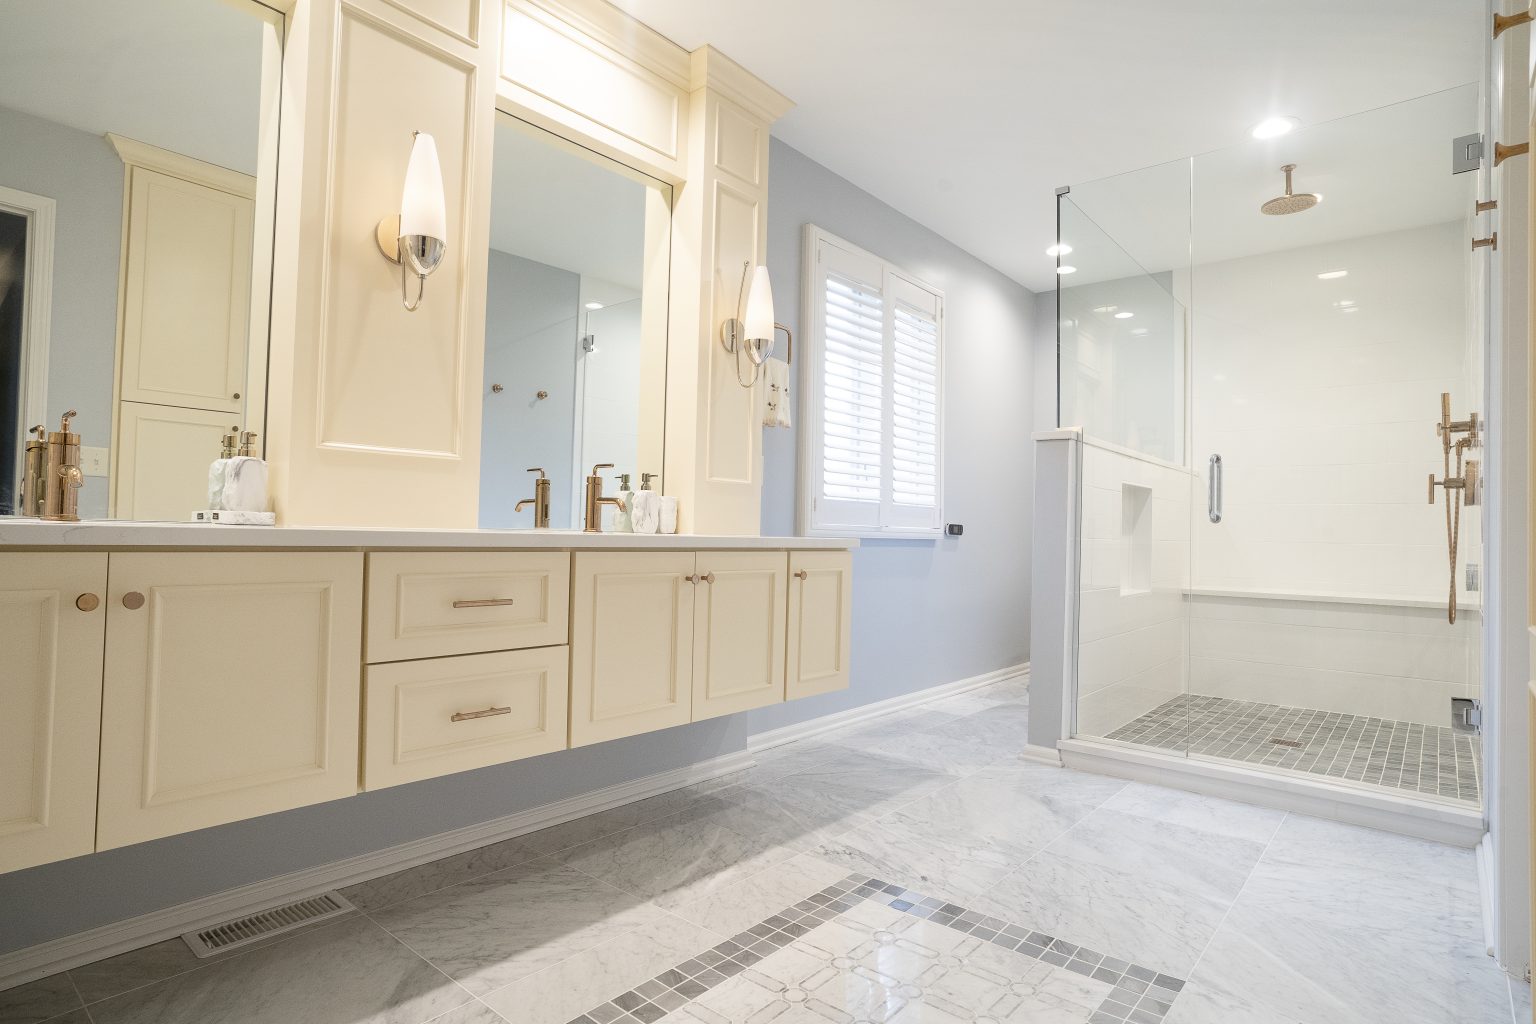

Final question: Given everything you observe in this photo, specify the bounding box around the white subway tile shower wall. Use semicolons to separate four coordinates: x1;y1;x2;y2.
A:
1189;222;1478;603
1077;442;1194;737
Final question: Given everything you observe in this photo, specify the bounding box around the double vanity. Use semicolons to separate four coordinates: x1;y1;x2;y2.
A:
0;524;853;875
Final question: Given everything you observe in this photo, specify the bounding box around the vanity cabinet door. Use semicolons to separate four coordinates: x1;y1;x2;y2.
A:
569;552;696;747
0;554;108;874
97;552;363;850
785;551;853;701
691;552;787;721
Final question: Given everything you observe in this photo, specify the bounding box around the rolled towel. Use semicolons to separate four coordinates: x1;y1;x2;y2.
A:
760;357;791;428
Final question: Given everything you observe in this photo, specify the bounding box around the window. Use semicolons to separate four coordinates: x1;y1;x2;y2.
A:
801;226;943;537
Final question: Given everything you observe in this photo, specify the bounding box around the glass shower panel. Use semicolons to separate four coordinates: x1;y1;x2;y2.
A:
1184;86;1484;804
1058;193;1195;748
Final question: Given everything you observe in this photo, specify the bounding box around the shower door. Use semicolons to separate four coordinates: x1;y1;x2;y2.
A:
1181;86;1486;805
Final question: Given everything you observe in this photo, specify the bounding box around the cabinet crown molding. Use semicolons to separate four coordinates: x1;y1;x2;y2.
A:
106;133;256;198
511;0;693;89
688;45;794;123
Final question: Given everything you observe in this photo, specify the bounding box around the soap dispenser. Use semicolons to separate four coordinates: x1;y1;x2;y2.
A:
41;410;83;522
21;424;47;517
612;472;635;533
208;431;238;510
222;430;269;513
630;471;661;534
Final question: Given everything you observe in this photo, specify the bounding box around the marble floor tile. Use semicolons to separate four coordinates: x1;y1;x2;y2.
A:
85;915;471;1024
422;1003;509;1024
810;819;1019;906
0;972;81;1024
340;838;538;913
1179;816;1510;1024
1096;782;1287;846
744;749;960;830
372;856;668;997
665;852;852;937
517;786;729;857
551;808;795;911
743;740;845;780
1511;977;1532;1022
479;911;720;1024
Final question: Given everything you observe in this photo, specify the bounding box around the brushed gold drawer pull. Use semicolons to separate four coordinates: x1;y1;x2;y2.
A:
793;570;809;580
122;591;145;610
452;598;516;609
451;706;512;722
76;593;100;612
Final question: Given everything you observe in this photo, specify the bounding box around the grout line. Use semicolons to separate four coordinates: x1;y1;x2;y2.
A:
1183;810;1289;983
360;910;487;1020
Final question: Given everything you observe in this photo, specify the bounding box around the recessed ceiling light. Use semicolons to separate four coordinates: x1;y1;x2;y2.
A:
1047;244;1073;256
584;301;604;310
1333;299;1356;308
1317;269;1348;280
1056;265;1077;275
1093;305;1119;314
1251;116;1299;140
1131;328;1149;336
1114;311;1134;319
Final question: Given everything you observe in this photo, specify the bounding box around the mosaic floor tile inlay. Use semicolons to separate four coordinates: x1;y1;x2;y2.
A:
1106;693;1482;804
567;874;1184;1024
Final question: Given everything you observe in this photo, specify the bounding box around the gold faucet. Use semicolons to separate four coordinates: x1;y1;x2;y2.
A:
41;410;83;522
515;467;552;529
21;424;47;517
583;463;626;533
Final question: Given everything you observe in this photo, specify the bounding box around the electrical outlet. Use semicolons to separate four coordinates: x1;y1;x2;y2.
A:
80;446;109;477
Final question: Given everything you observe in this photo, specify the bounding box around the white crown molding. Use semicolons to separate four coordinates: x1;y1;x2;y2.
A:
689;45;794;125
515;0;692;89
106;134;256;198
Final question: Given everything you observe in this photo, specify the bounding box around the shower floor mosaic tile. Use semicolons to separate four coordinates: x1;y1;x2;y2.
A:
1106;692;1482;804
2;673;1520;1024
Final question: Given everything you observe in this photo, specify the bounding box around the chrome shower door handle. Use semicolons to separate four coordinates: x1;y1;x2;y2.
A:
1208;454;1223;524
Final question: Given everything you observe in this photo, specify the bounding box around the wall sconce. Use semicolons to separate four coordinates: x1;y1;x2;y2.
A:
721;261;775;387
376;130;447;312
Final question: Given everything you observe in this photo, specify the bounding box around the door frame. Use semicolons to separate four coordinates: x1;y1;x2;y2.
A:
0;184;56;507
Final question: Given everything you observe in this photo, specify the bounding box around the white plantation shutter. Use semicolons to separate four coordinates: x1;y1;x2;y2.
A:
803;227;943;536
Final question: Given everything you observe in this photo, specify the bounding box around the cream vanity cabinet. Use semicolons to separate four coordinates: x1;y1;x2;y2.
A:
0;554;109;874
361;553;571;790
786;551;854;700
96;552;364;850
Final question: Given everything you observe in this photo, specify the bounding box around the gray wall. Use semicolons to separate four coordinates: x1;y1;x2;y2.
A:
748;139;1037;735
0;105;124;519
0;140;1038;955
479;250;579;528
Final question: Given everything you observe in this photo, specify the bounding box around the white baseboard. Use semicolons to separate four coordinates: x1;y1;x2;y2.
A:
1059;738;1486;848
748;662;1030;754
0;750;756;992
1018;743;1063;767
1476;832;1498;958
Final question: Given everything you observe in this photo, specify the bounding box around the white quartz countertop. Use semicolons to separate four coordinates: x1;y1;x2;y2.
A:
0;519;857;551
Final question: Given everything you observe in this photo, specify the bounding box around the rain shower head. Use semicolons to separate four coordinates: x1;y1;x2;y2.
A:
1260;164;1321;216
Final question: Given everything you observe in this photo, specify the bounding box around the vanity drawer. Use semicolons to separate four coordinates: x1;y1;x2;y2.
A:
366;552;570;662
363;647;570;790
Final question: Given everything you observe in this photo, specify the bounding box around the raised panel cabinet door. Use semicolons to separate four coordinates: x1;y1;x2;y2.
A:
113;402;240;522
119;167;254;414
570;552;695;747
786;551;853;701
691;551;786;721
0;554;108;873
363;646;570;790
365;551;570;662
98;552;363;850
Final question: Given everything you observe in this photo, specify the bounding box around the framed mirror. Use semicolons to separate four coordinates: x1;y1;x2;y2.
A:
479;114;672;530
0;0;283;522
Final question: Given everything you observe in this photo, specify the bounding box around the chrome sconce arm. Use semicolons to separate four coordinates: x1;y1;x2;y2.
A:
721;260;777;388
376;130;448;312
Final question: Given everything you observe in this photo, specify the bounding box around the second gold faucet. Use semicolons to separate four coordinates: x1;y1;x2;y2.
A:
583;463;626;533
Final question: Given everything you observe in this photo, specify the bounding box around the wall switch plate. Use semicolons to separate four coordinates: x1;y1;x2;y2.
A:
945;523;963;536
80;446;109;477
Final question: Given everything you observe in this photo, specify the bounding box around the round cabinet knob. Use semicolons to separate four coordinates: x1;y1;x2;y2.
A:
121;591;146;610
793;570;809;580
232;392;241;400
701;572;715;584
75;593;100;612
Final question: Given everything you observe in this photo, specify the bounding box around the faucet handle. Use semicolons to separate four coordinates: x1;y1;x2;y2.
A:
526;467;546;479
590;463;614;476
29;424;45;441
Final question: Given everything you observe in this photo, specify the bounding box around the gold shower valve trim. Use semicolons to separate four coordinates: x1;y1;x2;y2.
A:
1472;233;1498;251
1475;199;1498;214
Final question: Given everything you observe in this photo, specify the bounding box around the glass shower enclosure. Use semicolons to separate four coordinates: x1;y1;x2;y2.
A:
1058;85;1486;809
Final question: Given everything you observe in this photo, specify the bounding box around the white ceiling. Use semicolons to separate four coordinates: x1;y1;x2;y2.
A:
489;117;654;289
610;0;1484;292
0;0;267;174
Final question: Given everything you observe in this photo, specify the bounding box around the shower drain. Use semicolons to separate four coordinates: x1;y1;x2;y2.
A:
1268;737;1304;748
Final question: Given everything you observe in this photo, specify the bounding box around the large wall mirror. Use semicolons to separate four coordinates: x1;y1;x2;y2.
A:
479;115;672;531
0;0;281;521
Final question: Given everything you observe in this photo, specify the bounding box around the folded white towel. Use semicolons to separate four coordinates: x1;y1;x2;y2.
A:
760;357;791;429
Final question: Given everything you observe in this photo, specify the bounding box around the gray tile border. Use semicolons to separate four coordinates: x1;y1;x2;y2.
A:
562;873;1184;1024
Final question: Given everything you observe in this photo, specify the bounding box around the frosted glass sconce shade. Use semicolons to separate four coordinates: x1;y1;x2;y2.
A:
377;130;448;312
744;265;775;344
